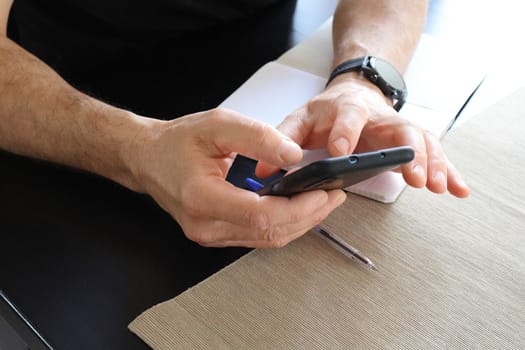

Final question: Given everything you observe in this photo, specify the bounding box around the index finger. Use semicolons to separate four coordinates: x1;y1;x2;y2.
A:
198;108;303;168
326;96;369;156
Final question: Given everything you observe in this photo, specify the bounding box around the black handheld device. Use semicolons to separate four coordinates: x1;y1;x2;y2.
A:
257;146;414;196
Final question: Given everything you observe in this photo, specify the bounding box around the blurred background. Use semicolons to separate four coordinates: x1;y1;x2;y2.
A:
290;0;525;124
425;0;525;123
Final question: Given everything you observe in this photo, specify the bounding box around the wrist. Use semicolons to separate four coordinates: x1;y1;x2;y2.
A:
327;71;394;109
326;56;407;111
118;112;165;193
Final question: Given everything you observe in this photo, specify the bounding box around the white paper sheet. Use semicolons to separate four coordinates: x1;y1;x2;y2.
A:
220;62;326;127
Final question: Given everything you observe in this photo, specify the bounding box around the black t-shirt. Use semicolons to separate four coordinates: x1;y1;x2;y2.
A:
8;0;281;73
8;0;295;118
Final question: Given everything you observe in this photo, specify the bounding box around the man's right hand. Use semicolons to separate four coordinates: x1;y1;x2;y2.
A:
125;108;347;248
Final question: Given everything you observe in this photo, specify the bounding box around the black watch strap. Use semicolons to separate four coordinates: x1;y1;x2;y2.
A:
326;56;407;111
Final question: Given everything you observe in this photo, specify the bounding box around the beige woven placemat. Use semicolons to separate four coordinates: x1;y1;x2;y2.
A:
129;88;525;349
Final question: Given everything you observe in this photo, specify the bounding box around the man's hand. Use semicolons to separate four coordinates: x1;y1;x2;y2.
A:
126;108;347;248
256;76;470;198
0;31;346;249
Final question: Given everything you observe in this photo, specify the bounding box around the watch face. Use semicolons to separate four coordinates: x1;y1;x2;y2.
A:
373;58;406;91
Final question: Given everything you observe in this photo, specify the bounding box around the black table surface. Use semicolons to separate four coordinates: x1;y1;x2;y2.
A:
0;1;340;349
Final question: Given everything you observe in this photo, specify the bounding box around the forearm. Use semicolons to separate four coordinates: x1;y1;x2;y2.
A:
332;0;428;72
0;37;153;191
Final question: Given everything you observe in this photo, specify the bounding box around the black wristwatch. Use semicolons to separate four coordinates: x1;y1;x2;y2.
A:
326;56;408;111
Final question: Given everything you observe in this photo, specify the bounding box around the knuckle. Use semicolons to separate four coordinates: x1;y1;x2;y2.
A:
337;95;370;120
195;235;214;247
244;208;271;232
338;91;365;107
182;221;217;247
429;157;447;168
312;213;325;227
392;117;413;130
181;224;203;243
190;231;214;247
208;107;232;124
306;94;340;121
427;143;444;158
262;224;277;243
264;226;288;248
393;123;421;143
288;209;302;226
423;128;435;137
178;182;206;218
271;237;289;249
249;120;272;147
306;95;324;113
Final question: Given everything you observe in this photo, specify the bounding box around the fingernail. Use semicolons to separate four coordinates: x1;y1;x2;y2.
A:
336;192;347;206
333;137;350;155
413;164;425;178
433;171;446;185
456;176;469;189
279;139;302;163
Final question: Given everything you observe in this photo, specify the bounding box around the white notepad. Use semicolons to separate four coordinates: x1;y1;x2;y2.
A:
220;24;485;203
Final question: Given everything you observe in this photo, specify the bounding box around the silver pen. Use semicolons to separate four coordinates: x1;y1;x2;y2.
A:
313;226;378;271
